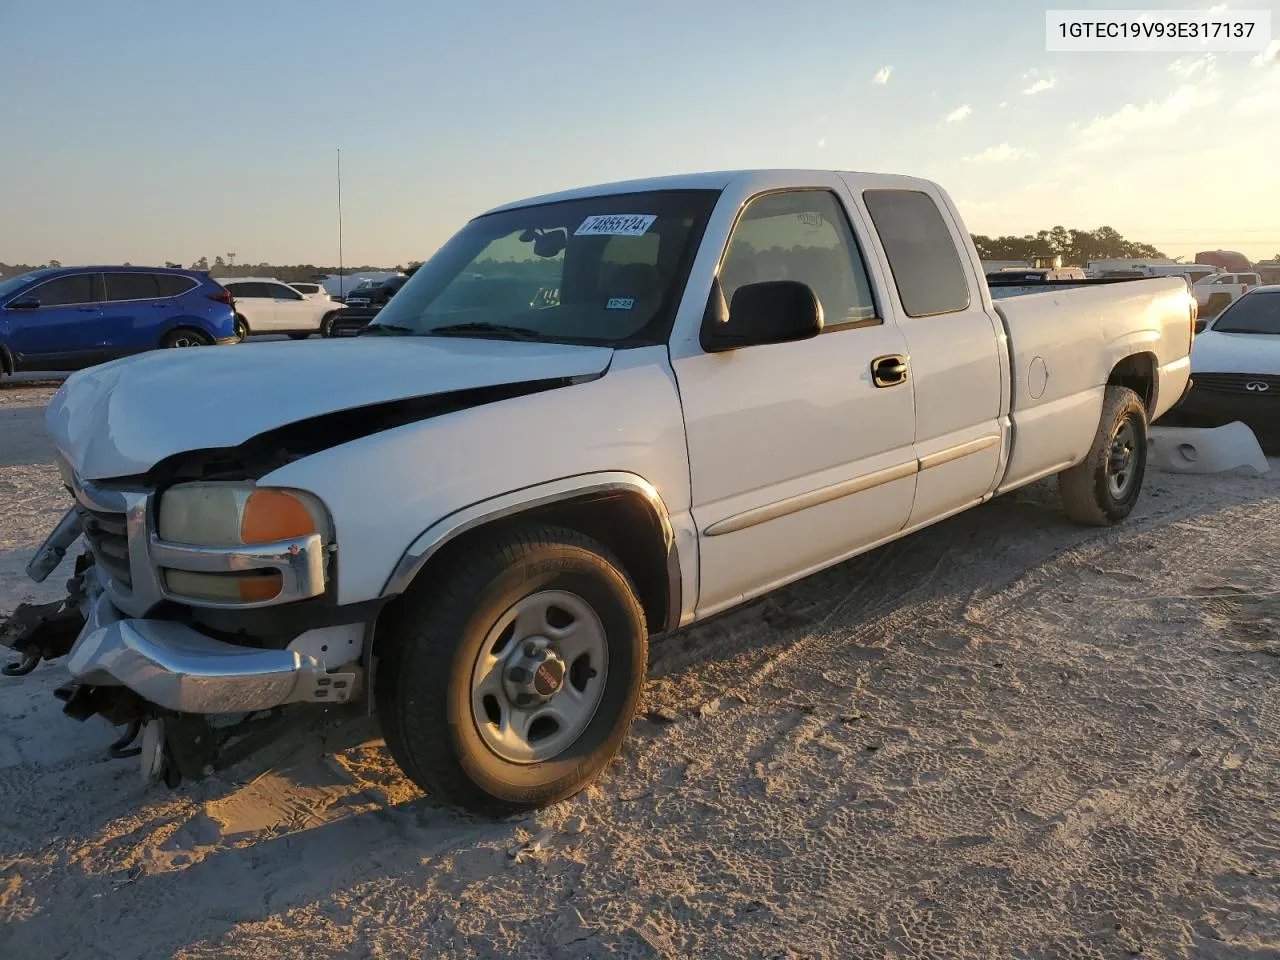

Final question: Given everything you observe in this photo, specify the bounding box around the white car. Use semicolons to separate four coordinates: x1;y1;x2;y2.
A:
1193;272;1261;318
1171;285;1280;440
216;277;340;339
13;168;1192;814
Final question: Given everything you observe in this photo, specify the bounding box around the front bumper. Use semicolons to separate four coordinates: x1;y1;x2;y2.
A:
1162;385;1279;440
66;590;356;713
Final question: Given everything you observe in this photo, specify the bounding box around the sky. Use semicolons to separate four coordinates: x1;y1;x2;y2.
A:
2;0;1278;268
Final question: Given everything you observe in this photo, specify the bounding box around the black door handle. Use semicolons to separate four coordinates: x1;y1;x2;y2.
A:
871;354;909;387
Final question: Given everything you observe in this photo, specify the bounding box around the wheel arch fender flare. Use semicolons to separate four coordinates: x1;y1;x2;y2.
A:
379;472;683;635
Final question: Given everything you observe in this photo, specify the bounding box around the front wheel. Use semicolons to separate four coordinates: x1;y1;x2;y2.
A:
374;526;647;814
319;312;338;337
1058;385;1148;526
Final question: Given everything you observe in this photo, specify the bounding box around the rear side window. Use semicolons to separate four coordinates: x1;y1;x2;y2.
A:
291;283;319;294
268;283;302;300
30;273;102;306
104;272;161;301
155;274;198;297
863;189;971;317
227;282;269;298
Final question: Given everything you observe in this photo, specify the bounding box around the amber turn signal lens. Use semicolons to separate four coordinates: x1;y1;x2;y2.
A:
240;490;317;543
238;572;284;603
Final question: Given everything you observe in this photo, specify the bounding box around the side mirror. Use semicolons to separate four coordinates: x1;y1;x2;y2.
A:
701;280;823;353
6;296;39;310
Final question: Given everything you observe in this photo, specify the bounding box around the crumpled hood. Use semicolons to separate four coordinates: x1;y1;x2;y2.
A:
1192;330;1280;376
47;336;614;480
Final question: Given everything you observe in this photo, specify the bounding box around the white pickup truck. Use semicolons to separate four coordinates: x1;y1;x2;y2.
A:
4;169;1194;813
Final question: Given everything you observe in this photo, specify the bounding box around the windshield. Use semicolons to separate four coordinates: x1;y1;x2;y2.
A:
1212;292;1280;335
0;269;50;301
367;189;719;346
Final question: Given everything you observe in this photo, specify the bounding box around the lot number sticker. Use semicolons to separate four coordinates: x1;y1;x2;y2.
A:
574;214;657;237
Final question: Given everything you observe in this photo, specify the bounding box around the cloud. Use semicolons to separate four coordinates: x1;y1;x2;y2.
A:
872;65;893;85
1023;76;1056;96
1076;84;1213;151
945;104;973;123
1169;54;1216;78
999;101;1008;109
1254;39;1279;67
962;144;1035;163
817;137;827;148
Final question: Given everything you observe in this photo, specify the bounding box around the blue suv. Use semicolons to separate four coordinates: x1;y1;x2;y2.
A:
0;266;237;381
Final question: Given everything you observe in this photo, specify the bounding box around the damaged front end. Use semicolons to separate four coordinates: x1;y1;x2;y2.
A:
2;469;366;787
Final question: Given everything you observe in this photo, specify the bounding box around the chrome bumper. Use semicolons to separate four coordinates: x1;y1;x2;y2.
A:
66;592;357;714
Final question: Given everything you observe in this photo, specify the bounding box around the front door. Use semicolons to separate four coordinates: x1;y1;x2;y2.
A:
5;272;107;369
265;281;315;332
670;187;918;616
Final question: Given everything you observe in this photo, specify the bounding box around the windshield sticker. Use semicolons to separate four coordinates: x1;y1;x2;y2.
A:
606;297;636;310
574;214;657;237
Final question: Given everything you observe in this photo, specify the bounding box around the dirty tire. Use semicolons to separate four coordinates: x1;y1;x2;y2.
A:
1058;385;1148;526
375;525;647;814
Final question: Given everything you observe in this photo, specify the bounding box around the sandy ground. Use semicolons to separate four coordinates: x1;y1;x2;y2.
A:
1;378;1277;959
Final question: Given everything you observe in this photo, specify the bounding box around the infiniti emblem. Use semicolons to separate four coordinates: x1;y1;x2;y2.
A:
1245;381;1270;392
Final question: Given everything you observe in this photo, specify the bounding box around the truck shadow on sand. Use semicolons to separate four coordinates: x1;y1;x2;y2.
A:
1;466;1276;958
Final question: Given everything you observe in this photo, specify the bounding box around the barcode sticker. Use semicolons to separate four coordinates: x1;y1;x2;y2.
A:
574;214;657;237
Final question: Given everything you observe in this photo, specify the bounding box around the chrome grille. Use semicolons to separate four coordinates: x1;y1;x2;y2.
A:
79;506;131;588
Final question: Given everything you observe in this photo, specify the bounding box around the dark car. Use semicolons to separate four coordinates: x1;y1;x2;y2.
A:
327;273;411;337
0;266;237;381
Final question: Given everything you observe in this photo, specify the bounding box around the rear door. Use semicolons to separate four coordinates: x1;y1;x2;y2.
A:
850;184;1007;527
5;272;107;368
100;271;169;355
224;282;278;331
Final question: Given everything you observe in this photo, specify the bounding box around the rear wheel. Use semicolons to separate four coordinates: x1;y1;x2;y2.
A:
320;312;338;337
1058;385;1148;526
161;328;212;348
374;525;647;814
234;315;250;341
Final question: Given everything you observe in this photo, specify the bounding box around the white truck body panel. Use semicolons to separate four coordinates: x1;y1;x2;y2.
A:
38;167;1194;640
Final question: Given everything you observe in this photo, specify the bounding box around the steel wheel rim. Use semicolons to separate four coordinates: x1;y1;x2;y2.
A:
470;590;609;764
1106;418;1138;499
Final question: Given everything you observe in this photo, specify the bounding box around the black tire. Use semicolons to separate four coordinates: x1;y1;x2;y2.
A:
375;525;647;814
234;315;250;341
161;328;212;348
320;312;337;337
1058;385;1148;526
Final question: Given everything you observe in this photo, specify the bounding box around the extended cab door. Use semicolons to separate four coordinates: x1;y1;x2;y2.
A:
669;182;917;616
851;184;1007;527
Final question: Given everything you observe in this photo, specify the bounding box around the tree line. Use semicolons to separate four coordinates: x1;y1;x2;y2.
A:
970;226;1166;264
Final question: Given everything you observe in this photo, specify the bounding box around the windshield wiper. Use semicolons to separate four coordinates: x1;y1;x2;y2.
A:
362;323;416;335
428;322;544;341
